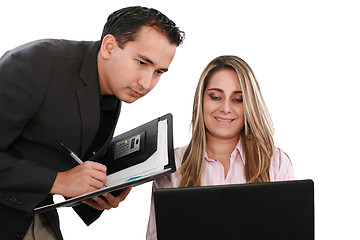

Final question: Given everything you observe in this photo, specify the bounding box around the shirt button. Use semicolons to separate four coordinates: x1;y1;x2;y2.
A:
3;194;10;201
16;232;25;239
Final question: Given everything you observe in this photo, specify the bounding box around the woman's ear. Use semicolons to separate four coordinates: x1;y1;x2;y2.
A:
99;34;118;59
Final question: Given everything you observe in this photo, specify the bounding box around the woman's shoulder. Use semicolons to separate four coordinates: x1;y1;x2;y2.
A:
174;145;188;168
269;147;294;180
153;145;188;189
271;147;290;162
174;145;188;157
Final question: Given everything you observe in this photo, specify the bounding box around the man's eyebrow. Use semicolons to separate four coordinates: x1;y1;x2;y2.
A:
138;54;168;72
138;54;154;65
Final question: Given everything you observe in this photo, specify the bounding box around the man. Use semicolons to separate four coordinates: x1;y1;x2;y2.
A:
0;6;184;240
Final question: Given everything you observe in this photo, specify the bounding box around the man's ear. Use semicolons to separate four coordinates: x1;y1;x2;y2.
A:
99;34;118;59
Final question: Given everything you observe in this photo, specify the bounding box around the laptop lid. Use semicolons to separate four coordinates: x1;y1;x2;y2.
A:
154;180;314;240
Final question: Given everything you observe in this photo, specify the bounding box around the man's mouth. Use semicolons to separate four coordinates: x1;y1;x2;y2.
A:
130;89;144;98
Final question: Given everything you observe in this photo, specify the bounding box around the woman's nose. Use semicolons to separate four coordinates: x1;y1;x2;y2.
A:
219;99;231;113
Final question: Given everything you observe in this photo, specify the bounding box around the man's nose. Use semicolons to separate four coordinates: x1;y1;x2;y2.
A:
138;71;153;92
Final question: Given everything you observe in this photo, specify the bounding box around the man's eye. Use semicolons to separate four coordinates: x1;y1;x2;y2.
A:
138;60;146;65
155;70;163;76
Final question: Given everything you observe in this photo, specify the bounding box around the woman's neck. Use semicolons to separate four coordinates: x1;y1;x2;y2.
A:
206;133;239;159
205;133;239;178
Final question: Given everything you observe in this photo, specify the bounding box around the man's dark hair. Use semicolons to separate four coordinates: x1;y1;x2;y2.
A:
101;6;185;48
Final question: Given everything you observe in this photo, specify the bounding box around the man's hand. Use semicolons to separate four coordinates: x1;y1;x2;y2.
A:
50;161;107;197
82;186;132;210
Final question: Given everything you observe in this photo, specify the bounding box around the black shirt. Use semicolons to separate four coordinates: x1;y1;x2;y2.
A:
84;94;119;161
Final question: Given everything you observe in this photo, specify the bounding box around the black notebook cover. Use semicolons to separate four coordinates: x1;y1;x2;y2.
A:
31;113;175;215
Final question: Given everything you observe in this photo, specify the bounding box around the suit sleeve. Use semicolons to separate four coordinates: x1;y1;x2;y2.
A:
0;46;58;213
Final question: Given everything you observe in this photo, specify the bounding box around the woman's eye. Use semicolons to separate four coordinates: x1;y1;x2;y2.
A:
234;98;243;103
210;95;221;100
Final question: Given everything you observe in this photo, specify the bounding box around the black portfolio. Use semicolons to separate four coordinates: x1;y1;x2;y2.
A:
32;113;175;214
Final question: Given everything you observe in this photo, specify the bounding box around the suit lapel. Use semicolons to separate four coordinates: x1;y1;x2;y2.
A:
76;83;100;158
76;41;101;157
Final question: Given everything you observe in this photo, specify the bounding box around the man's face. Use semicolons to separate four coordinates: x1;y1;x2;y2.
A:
98;26;177;103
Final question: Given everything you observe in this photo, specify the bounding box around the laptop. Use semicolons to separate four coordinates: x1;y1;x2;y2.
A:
154;179;314;240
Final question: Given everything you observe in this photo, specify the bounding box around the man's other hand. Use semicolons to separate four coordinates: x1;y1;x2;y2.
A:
82;186;132;210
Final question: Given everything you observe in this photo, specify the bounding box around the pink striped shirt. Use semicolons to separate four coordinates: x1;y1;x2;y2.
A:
146;140;294;239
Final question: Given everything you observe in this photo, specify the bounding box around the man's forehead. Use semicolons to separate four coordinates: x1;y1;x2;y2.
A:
122;26;176;69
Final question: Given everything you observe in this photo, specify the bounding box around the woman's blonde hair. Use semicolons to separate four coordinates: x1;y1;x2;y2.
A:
179;55;274;187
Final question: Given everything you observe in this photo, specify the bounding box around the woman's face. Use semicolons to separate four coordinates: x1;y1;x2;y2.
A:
203;68;245;141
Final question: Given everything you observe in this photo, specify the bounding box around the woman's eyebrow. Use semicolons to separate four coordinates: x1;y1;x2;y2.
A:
207;88;242;94
207;88;223;92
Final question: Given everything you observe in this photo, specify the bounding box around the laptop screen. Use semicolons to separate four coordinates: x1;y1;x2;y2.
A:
154;180;314;240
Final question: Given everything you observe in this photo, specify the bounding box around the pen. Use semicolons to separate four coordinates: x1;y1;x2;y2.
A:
60;143;108;188
60;143;83;164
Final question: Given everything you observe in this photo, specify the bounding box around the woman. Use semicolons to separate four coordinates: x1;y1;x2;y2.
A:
146;55;294;239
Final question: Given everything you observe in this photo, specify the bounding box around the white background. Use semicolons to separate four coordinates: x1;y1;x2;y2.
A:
1;0;359;239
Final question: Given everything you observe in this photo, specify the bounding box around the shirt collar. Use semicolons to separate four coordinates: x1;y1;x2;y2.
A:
235;137;246;165
100;94;118;111
204;151;213;162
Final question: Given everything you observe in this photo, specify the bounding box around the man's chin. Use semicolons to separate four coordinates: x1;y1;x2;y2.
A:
122;96;142;103
115;91;146;103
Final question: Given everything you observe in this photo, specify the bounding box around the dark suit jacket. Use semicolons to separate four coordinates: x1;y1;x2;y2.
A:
0;39;121;240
